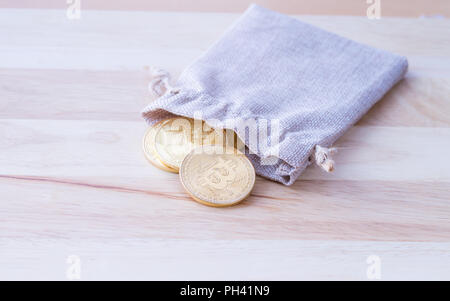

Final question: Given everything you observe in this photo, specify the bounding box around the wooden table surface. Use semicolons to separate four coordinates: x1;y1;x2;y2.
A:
0;9;449;280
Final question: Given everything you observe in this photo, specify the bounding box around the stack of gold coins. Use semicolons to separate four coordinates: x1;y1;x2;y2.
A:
142;117;255;207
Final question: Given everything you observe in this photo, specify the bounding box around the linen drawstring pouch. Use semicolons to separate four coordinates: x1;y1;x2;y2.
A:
142;4;408;185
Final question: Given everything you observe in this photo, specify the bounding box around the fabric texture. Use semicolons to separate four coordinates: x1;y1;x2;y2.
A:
142;4;408;185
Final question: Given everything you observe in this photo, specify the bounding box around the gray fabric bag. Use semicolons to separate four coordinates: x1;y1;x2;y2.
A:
142;4;408;185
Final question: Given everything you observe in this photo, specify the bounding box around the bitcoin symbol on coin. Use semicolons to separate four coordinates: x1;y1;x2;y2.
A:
199;157;237;190
179;145;255;207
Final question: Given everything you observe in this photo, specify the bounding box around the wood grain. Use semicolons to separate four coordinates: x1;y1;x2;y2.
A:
0;9;449;280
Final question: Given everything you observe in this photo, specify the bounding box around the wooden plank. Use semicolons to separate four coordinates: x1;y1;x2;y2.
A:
1;175;449;241
358;75;450;127
1;120;449;181
1;69;449;127
0;69;150;121
0;10;449;70
1;239;449;280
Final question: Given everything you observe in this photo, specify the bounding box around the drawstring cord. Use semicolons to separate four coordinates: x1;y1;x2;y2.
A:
146;66;179;97
314;145;337;172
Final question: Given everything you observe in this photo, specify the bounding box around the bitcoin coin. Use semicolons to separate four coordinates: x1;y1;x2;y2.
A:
154;117;226;171
179;145;255;207
142;122;178;173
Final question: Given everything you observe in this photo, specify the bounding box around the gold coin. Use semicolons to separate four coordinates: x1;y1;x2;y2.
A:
179;145;255;207
142;122;178;173
154;117;226;171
